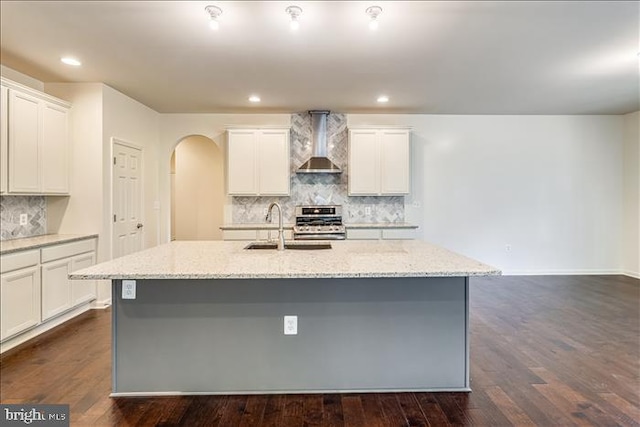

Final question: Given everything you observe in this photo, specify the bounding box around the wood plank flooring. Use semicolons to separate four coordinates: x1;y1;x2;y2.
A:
1;275;638;426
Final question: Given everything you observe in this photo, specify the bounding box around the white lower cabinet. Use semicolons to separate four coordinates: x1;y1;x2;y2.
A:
222;229;293;241
0;264;40;341
346;228;416;240
41;239;97;321
71;252;97;306
41;258;73;321
0;238;97;346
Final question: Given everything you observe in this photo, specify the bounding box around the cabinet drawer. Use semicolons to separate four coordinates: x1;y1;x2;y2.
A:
346;229;381;240
382;229;416;240
0;250;39;274
222;230;258;241
41;239;96;263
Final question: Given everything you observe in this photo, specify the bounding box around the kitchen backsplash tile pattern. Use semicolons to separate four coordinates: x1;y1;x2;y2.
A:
0;196;47;240
231;113;404;224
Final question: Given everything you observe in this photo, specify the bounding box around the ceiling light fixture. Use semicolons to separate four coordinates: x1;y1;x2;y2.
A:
286;6;303;31
377;95;389;103
60;57;81;66
249;95;261;103
205;5;223;31
366;6;382;31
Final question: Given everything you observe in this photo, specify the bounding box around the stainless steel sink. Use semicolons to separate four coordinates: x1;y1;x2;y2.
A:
244;241;332;250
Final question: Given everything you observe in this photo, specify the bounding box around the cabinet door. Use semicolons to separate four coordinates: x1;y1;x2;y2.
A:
41;259;72;321
0;265;40;341
258;129;290;195
227;130;257;195
41;102;69;194
70;252;96;306
8;90;40;193
380;130;410;195
348;130;379;195
0;85;7;194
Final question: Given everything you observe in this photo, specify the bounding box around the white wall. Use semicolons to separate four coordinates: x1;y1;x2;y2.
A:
103;85;160;251
349;114;624;275
622;111;639;278
158;114;290;243
45;83;160;304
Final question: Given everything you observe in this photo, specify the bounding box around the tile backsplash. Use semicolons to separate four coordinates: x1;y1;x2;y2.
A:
0;196;47;241
231;113;404;224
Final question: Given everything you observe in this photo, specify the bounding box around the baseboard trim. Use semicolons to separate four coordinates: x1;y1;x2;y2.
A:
621;270;640;279
0;303;92;354
92;298;112;309
502;269;624;276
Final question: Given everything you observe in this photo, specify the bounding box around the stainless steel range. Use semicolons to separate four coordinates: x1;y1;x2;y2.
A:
293;205;346;240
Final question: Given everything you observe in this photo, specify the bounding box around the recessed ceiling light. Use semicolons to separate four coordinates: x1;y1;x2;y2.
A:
377;95;389;103
60;57;81;66
249;95;261;103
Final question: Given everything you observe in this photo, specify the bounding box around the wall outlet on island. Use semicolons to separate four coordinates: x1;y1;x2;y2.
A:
505;244;512;252
19;214;28;226
284;315;298;335
122;280;137;299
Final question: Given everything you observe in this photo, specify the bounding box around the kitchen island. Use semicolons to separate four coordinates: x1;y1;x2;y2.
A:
71;240;499;396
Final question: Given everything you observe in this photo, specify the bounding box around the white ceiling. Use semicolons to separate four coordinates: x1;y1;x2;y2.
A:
1;1;638;114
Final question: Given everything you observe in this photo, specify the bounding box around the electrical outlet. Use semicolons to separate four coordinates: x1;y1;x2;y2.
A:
505;244;512;252
19;214;28;226
364;206;372;216
122;280;137;299
284;315;297;335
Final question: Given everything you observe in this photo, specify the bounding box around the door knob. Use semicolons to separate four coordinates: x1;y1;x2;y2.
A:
136;223;144;229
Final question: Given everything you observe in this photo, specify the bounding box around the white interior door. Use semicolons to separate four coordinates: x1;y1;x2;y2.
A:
112;141;143;259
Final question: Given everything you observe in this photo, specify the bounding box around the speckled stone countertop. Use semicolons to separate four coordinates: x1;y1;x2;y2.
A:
219;223;417;230
220;224;295;230
345;223;418;229
0;234;99;255
70;240;500;280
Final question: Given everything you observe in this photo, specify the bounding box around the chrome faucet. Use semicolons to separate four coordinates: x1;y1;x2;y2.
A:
266;202;285;251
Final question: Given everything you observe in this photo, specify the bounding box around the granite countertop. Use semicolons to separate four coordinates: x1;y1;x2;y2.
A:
345;223;418;229
70;240;500;280
220;223;418;230
220;224;295;230
0;234;99;255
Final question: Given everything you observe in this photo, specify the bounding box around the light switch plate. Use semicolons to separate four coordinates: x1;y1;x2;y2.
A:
122;280;136;299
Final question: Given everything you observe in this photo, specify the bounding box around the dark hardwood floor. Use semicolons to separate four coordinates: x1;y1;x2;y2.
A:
1;275;638;426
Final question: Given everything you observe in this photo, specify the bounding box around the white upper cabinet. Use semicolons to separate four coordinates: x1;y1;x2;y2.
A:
348;127;411;196
0;85;7;194
41;102;69;193
227;128;290;196
8;89;41;193
2;78;71;195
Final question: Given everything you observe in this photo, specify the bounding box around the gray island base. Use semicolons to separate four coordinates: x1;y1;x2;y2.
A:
71;240;500;396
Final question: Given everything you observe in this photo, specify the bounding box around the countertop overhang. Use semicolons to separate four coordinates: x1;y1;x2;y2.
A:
1;234;99;255
70;240;500;280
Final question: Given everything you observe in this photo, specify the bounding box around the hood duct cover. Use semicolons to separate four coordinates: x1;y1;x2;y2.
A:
297;110;342;174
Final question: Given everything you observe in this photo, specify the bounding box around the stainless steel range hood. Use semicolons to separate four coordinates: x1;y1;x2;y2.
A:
297;110;341;174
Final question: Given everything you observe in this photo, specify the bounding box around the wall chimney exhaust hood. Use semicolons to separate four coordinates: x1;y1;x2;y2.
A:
297;110;341;174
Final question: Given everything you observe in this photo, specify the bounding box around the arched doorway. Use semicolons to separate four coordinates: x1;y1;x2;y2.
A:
170;135;224;240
